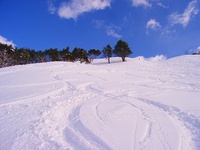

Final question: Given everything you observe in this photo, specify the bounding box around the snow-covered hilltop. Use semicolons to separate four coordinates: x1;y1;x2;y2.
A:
1;55;200;150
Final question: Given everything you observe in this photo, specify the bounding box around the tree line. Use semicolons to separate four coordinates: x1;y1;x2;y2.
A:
0;39;132;68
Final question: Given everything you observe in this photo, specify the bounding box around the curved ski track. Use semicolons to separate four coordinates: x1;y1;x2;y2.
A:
1;56;200;150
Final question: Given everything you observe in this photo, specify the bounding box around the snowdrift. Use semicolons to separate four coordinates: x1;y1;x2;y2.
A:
0;55;200;150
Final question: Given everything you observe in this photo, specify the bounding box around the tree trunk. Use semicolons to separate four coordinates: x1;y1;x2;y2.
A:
122;57;125;62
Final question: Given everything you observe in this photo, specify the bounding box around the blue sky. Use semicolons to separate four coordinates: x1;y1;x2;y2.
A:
0;0;200;58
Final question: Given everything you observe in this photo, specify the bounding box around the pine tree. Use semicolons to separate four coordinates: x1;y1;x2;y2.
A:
102;44;112;63
71;47;89;63
88;49;101;62
45;48;60;61
60;47;71;61
113;40;132;62
0;43;15;67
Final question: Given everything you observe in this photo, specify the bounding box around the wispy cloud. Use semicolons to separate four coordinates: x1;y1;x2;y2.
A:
169;0;199;27
0;35;15;47
93;20;122;38
157;2;168;9
196;46;200;53
146;19;161;33
131;0;151;7
106;25;122;38
57;0;111;20
161;26;176;36
92;20;105;29
47;0;56;14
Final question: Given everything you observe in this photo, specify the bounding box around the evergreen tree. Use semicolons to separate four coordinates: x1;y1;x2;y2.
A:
0;43;15;67
71;47;80;62
60;47;72;61
102;44;112;63
88;49;101;62
80;49;90;63
113;40;132;62
71;47;89;63
14;48;32;64
94;49;101;58
35;50;46;62
45;48;60;61
0;40;133;68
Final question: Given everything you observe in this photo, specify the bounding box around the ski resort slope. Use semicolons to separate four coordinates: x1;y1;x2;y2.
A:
0;55;200;150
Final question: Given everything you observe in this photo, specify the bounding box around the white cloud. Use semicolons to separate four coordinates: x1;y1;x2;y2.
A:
196;46;200;53
161;26;176;36
47;0;56;14
92;20;105;28
0;35;15;48
93;20;122;38
169;0;199;27
157;2;168;9
146;19;161;32
106;26;122;38
132;0;151;7
58;0;111;20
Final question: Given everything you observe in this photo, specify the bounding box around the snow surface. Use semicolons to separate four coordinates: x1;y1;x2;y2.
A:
0;55;200;150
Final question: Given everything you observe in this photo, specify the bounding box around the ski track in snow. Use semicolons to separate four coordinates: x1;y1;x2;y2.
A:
0;56;200;150
139;98;200;149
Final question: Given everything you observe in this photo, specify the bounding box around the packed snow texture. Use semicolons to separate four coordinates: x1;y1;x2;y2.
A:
0;55;200;150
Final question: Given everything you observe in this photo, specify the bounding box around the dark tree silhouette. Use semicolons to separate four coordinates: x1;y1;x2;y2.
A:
60;47;72;61
0;43;15;67
36;50;46;62
71;47;89;63
113;40;132;62
102;44;112;63
0;39;133;68
45;48;60;61
88;49;101;62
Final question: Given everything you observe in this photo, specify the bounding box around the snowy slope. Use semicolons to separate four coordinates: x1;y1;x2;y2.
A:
0;55;200;150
